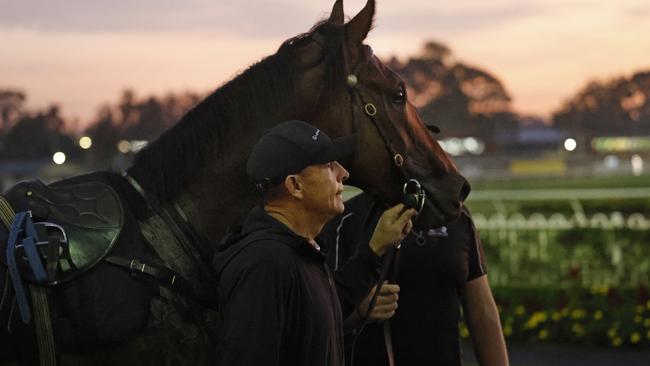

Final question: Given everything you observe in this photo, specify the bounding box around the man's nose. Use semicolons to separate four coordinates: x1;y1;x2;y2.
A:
334;161;349;182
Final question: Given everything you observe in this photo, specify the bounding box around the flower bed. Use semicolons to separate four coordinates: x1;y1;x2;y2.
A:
461;285;650;348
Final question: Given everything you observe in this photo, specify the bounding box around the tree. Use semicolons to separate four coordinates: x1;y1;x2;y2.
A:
1;105;78;161
388;40;516;149
0;89;26;133
83;89;203;167
553;71;650;138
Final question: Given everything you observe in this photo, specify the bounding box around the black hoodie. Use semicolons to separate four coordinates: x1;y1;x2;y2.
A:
212;206;380;366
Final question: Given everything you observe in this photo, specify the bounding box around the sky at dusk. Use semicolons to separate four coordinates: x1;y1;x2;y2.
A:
2;0;650;127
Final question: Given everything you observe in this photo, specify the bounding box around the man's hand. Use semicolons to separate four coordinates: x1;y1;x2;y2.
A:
369;203;416;256
358;281;400;322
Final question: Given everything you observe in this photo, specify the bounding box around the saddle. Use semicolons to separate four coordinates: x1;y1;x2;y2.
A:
1;179;123;285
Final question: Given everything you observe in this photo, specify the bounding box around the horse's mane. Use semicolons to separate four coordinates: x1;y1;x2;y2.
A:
128;20;346;202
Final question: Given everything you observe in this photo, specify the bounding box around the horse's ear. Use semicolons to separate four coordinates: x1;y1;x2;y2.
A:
328;0;344;25
344;0;375;49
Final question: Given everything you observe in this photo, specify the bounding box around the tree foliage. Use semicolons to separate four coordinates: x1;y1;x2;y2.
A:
1;105;78;161
83;89;203;165
0;89;26;133
553;71;650;137
388;40;516;141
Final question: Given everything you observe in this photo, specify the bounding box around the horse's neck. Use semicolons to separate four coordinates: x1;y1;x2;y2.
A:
138;52;311;251
175;118;291;252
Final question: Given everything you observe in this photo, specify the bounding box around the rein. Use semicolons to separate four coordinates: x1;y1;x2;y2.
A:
324;36;427;366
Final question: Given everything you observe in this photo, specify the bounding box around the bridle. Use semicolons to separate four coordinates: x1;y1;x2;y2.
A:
338;39;428;215
310;31;431;366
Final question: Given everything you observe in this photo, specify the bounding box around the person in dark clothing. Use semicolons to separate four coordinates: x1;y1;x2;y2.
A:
321;192;509;366
213;120;416;366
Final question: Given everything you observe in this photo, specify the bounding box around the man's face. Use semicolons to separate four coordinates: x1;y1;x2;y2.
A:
297;161;349;219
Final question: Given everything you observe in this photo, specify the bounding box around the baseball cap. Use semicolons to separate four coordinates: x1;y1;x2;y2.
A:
246;120;356;188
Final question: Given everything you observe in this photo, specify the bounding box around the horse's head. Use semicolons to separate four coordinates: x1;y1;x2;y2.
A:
285;0;470;228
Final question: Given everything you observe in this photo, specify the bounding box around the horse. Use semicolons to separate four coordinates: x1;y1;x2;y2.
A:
0;1;469;364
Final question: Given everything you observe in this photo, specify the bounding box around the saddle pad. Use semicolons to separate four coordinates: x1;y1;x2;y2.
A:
3;179;124;284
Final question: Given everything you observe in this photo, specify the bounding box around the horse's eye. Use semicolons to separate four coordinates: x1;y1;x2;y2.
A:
392;86;407;105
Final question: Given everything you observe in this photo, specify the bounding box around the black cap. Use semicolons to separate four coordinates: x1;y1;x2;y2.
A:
246;120;356;188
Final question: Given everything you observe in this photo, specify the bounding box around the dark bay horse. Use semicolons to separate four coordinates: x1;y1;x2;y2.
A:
0;1;468;364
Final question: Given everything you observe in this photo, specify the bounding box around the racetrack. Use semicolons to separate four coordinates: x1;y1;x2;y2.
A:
462;341;650;366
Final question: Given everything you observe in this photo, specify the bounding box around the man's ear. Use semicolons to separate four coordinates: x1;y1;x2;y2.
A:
284;175;303;199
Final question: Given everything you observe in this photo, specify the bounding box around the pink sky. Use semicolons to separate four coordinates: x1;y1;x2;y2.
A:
2;0;649;128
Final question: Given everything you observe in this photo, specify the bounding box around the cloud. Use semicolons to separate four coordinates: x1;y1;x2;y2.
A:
0;0;319;37
373;2;543;38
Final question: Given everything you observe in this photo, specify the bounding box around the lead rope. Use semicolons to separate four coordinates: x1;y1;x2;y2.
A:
0;195;57;366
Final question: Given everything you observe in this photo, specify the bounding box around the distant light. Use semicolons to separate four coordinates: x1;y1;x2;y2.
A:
79;136;93;149
130;140;148;153
52;152;66;165
603;155;619;169
117;140;131;154
446;138;463;156
564;138;577;152
591;137;650;153
631;154;643;176
463;137;478;152
463;137;485;155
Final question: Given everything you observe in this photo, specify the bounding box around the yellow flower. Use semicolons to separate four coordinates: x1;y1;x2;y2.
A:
503;325;512;337
538;329;548;340
613;337;623;347
590;285;608;295
538;311;547;322
646;300;650;310
607;328;617;339
515;305;525;316
644;318;650;328
630;332;641;344
572;323;584;335
593;310;603;320
571;309;585;319
636;305;644;314
526;311;548;329
552;311;561;322
561;308;569;317
634;315;643;324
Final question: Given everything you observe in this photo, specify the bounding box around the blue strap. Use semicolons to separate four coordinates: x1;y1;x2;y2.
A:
6;212;32;323
21;216;48;283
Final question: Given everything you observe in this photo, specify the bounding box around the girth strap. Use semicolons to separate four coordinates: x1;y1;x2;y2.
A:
104;256;203;305
122;173;217;291
29;285;57;366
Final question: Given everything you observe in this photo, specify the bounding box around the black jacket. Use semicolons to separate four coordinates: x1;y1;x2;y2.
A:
213;206;380;366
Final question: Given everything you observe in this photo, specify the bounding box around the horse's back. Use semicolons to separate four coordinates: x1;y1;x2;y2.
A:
0;172;159;361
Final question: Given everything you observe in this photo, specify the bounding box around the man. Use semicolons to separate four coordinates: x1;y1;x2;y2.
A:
213;120;416;366
322;193;509;366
